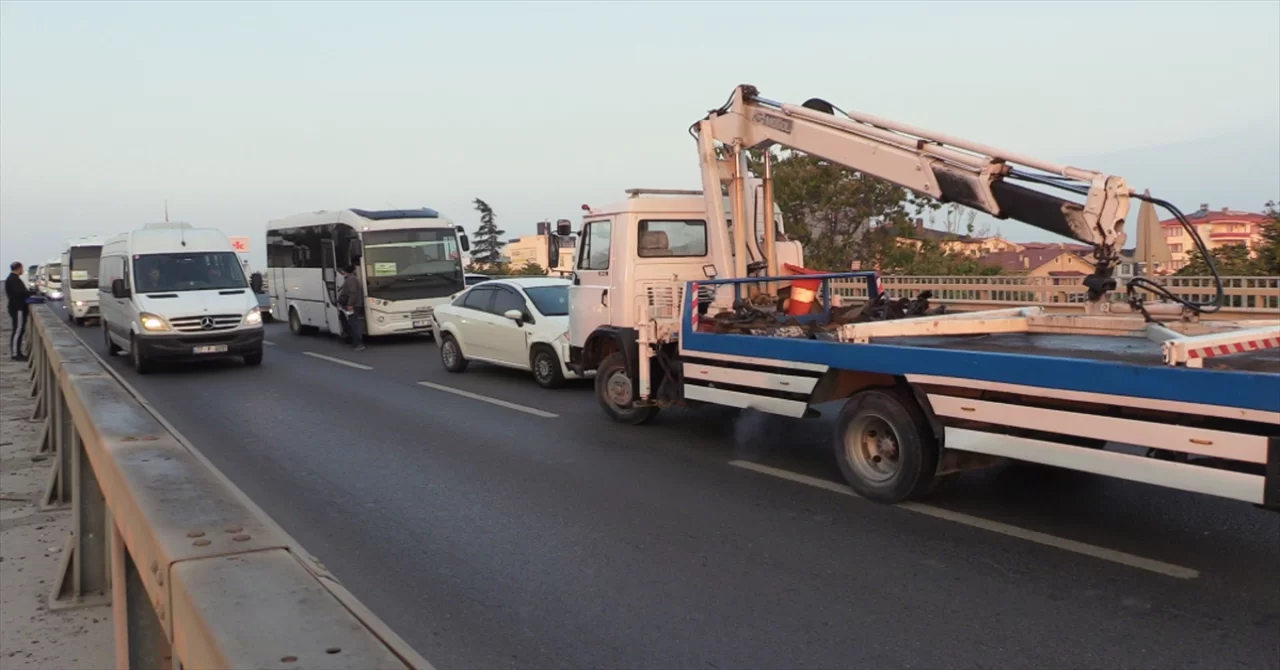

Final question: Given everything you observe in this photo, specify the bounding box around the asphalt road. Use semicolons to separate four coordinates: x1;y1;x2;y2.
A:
57;306;1280;669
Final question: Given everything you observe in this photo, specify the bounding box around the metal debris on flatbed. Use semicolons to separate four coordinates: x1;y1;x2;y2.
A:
704;290;947;339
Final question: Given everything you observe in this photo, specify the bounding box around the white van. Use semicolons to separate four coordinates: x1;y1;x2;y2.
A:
99;223;265;374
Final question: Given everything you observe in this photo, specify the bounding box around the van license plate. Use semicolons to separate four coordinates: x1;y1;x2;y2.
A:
193;345;228;354
412;320;430;328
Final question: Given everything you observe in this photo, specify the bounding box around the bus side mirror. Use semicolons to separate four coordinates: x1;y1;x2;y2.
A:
111;278;130;299
348;239;363;261
459;234;471;253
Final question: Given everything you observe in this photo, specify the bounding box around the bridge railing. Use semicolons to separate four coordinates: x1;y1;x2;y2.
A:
830;275;1280;316
23;304;429;670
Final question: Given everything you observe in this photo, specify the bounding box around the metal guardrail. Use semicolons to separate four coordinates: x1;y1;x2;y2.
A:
22;305;430;670
830;275;1280;318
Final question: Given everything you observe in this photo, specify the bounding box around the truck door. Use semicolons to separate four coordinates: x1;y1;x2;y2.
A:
568;218;615;349
321;239;343;335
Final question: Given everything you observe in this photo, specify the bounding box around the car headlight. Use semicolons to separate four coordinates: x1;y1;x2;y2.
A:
243;307;262;326
139;312;170;332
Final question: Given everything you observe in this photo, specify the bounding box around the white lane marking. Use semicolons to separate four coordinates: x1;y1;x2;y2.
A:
302;351;372;370
727;460;1200;580
264;340;277;346
416;381;559;418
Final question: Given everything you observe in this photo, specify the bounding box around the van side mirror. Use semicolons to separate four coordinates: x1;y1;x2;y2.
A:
348;239;363;261
111;278;130;299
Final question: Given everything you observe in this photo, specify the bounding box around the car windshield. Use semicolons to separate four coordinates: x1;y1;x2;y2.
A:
524;285;568;316
133;252;248;293
68;247;101;289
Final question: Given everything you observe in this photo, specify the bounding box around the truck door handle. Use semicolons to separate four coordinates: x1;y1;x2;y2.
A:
601;290;608;307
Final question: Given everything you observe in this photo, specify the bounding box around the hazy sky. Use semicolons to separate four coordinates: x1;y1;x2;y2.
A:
2;0;1278;268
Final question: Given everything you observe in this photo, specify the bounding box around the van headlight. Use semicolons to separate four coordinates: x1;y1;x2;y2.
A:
243;307;262;326
139;312;170;332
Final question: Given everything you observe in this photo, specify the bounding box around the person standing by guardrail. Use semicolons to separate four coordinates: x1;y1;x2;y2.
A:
337;264;366;351
5;260;32;361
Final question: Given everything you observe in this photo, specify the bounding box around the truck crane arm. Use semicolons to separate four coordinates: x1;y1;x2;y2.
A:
693;85;1221;308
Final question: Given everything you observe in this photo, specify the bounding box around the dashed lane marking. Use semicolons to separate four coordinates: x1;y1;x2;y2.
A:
264;340;277;346
727;460;1200;580
302;351;372;370
416;381;559;418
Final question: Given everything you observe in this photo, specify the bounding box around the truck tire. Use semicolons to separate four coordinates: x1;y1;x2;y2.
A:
834;388;938;503
595;352;658;425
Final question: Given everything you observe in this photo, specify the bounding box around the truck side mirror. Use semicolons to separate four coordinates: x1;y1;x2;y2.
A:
348;239;363;261
555;221;573;236
547;235;560;270
111;278;131;299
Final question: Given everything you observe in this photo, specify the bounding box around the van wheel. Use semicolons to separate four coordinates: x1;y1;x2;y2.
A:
834;388;938;503
439;334;468;373
103;322;121;356
244;349;264;367
595;352;658;425
530;345;565;389
130;335;152;375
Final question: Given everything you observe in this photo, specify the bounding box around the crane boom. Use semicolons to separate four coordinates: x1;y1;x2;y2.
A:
694;85;1132;300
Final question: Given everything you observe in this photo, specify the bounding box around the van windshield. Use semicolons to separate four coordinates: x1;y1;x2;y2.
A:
133;252;248;293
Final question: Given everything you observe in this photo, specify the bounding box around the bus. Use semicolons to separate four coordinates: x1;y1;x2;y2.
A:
62;236;106;325
37;257;63;300
266;208;470;339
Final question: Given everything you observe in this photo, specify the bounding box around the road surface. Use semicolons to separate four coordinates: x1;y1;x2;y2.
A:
58;307;1280;669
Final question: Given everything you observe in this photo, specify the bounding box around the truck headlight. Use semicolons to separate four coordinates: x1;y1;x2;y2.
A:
243;307;262;326
139;312;170;332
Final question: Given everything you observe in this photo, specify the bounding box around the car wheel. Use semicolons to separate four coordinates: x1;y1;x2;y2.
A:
530;345;566;389
440;334;468;373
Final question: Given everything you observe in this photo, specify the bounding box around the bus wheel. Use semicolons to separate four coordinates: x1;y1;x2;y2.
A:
595;352;658;425
288;307;313;336
834;388;938;503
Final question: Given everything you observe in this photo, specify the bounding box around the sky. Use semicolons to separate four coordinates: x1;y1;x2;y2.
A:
2;0;1278;270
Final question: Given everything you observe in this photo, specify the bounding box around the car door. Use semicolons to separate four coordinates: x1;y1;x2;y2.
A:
568;218;614;348
454;286;497;359
488;286;532;367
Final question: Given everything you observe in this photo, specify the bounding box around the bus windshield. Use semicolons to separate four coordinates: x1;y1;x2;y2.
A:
68;247;102;289
362;228;463;300
133;252;248;293
46;264;61;281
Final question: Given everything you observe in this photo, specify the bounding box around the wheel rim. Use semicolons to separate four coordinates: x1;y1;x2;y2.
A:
290;310;300;333
843;413;902;484
442;340;458;367
534;352;554;383
604;369;633;408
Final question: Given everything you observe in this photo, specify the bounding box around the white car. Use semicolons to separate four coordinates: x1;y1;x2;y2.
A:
431;277;585;389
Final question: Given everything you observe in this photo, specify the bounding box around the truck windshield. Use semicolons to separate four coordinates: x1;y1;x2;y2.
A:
68;247;102;289
362;228;463;300
524;285;568;316
133;252;248;293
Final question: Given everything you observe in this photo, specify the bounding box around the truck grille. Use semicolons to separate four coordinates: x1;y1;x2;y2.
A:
169;314;242;332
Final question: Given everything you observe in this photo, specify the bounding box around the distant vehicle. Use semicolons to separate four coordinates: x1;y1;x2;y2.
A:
25;264;39;288
431;277;586;389
465;273;492;287
36;257;63;300
99;223;265;374
266;208;471;340
61;237;106;325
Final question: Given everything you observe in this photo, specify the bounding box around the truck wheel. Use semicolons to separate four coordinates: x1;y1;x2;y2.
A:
595;352;658;425
530;345;565;389
834;388;938;503
130;335;152;375
439;334;468;373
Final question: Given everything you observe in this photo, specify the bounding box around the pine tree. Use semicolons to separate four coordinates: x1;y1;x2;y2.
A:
471;198;505;266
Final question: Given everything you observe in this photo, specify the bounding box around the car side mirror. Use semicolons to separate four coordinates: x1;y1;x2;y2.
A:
111;278;130;299
503;309;524;325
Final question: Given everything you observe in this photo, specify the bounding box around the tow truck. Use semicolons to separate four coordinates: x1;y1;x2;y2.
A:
552;85;1280;509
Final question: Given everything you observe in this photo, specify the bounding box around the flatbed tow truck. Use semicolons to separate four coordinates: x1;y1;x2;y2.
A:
553;85;1280;509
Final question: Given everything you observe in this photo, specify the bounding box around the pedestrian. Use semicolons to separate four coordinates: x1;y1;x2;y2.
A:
337;265;365;351
6;260;33;361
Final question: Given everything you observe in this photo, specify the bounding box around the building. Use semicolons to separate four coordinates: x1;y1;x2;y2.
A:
891;220;1024;257
1161;203;1270;271
984;244;1097;278
499;222;577;275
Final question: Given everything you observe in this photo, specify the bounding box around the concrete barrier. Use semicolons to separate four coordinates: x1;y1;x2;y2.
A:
24;305;430;669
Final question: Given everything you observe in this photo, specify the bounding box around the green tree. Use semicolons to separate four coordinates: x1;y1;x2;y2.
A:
511;261;546;276
1254;200;1280;275
471;198;505;265
1176;243;1255;276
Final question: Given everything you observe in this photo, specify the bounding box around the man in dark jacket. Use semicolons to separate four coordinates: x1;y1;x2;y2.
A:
336;265;365;351
6;261;33;361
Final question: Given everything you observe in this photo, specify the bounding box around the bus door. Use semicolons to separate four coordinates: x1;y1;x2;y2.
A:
321;239;343;334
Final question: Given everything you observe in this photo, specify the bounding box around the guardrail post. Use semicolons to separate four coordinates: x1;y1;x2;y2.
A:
29;340;46;415
42;390;73;508
112;522;172;669
49;416;111;610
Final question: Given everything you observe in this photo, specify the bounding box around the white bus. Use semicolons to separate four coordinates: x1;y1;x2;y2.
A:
266;208;470;339
62;236;106;325
36;257;63;300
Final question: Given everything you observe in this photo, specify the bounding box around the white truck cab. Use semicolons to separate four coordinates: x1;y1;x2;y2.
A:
99;223;265;374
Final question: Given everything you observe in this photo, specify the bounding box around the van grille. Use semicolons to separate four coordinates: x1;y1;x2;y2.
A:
169;314;242;332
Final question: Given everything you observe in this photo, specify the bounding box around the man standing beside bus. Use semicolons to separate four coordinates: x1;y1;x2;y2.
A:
337;265;365;352
6;261;33;361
